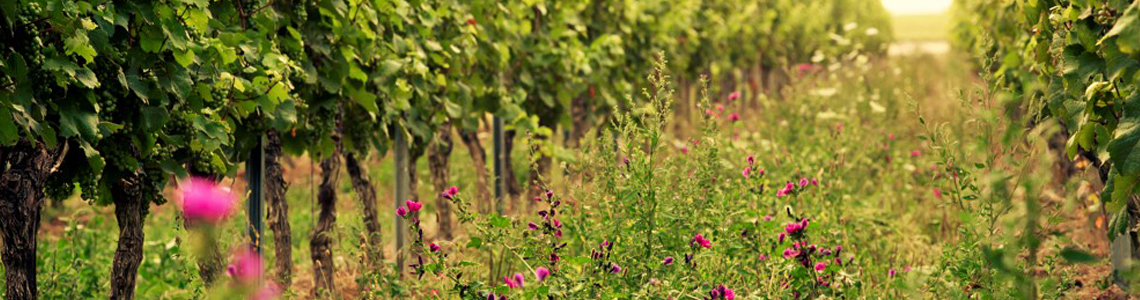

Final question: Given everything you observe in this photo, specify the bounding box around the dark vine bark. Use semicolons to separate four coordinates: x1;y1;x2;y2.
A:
503;130;522;213
344;151;383;265
110;172;149;300
458;128;491;213
310;147;341;297
0;140;64;300
265;130;293;288
568;94;590;148
311;109;343;297
428;123;455;240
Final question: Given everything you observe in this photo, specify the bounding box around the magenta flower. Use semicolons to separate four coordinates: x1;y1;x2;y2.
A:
746;155;755;165
778;233;786;243
763;215;772;221
717;105;726;112
611;263;622;273
815;262;826;271
911;150;921;157
889;268;897;278
776;181;795;196
933;188;943;198
226;247;263;284
691;234;712;249
177;177;237;223
535;267;551;282
742;166;751;178
555;230;562;237
724;288;736;299
799;178;809;188
513;273;525;287
430;242;440;253
503;276;520;288
888;134;896;140
783;248;799;259
811;178;819;186
681;147;690;154
406;200;423;212
705;108;715;116
784;222;805;235
758;254;768;261
727;91;741;102
396;206;408;217
448;186;459;196
663;256;674;265
553;219;562;228
728;113;740;122
528;222;539;230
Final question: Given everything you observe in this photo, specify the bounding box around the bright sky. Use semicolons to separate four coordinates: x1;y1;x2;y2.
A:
880;0;953;15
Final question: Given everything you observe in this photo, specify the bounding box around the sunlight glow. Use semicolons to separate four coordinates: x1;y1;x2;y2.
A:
880;0;953;15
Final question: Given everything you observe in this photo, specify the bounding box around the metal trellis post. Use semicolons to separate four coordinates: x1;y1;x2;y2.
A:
246;135;265;253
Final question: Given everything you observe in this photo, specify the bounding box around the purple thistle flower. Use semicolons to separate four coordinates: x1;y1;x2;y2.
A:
663;256;674;265
535;267;550;282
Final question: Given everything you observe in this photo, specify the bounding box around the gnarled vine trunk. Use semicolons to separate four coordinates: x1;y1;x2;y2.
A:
310;148;341;297
344;152;382;265
311;108;343;297
0;140;64;300
265;131;293;288
458;128;491;213
110;172;149;300
428;123;454;240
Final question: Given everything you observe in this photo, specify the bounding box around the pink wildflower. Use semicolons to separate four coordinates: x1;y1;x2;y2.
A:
406;200;422;212
177;177;237;223
396;206;408;217
226;247;263;284
535;267;551;282
692;234;712;249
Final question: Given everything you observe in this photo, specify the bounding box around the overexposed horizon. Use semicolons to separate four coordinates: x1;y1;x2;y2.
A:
880;0;953;15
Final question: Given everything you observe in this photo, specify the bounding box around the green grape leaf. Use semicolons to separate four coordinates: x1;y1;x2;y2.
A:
80;141;104;174
1107;93;1140;176
58;104;99;140
1104;1;1140;54
1109;203;1130;241
0;105;18;145
64;34;97;64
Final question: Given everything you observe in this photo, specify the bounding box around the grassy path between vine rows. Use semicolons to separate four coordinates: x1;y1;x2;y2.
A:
19;31;1138;300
